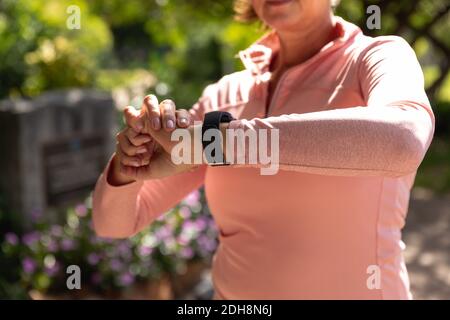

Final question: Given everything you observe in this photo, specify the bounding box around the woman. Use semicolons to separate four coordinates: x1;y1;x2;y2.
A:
93;0;435;299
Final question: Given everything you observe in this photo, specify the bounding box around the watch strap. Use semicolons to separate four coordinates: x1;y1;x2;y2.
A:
202;111;234;165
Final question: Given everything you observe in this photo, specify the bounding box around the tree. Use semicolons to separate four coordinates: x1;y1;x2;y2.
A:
337;0;450;102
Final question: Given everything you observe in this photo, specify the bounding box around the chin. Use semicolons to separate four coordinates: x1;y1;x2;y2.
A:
261;0;303;30
264;14;304;32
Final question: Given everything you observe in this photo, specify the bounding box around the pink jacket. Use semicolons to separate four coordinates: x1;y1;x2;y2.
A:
93;17;435;299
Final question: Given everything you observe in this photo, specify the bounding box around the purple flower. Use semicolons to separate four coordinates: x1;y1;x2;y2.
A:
30;209;43;223
50;226;63;237
87;253;101;265
182;220;199;234
179;206;192;218
118;272;134;286
5;232;19;246
138;245;153;257
61;239;76;251
180;247;194;259
46;238;58;252
182;220;194;230
177;233;190;246
22;232;40;246
45;261;60;276
75;204;88;217
22;257;37;274
154;225;172;241
194;217;207;231
110;259;123;272
183;190;200;207
117;242;132;259
198;235;217;253
156;214;166;222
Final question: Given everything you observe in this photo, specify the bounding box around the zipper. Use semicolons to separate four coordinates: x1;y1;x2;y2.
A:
263;29;348;117
265;68;294;118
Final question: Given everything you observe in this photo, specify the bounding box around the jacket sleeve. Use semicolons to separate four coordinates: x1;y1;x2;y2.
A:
227;37;435;177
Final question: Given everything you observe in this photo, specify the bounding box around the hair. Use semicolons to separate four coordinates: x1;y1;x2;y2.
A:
233;0;258;23
233;0;341;23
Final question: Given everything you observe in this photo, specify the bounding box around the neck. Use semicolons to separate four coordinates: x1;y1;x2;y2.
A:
274;12;336;71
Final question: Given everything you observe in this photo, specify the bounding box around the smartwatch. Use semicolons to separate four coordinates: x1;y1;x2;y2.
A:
202;111;235;166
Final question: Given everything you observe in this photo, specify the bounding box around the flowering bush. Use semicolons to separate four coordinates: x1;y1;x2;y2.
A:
1;189;218;296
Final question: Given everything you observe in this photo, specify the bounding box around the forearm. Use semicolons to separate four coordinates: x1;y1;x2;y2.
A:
223;103;434;177
92;157;207;238
92;158;144;238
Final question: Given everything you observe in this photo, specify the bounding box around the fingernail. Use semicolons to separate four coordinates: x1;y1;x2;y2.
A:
166;119;175;129
136;122;144;131
152;118;161;130
142;136;152;143
137;147;147;154
179;118;188;125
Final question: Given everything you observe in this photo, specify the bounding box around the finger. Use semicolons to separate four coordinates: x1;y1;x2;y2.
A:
142;95;161;131
124;106;144;132
176;109;190;128
135;165;152;181
116;131;148;156
125;127;152;147
160;99;176;132
115;145;137;176
116;148;150;167
135;143;153;164
119;148;155;180
119;162;137;179
146;139;157;157
134;144;156;180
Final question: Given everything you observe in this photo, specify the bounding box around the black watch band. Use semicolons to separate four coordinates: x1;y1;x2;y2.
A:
202;111;235;166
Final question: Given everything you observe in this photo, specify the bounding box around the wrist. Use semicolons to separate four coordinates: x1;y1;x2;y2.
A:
220;122;230;163
108;154;137;186
201;111;234;166
188;120;231;167
198;121;231;166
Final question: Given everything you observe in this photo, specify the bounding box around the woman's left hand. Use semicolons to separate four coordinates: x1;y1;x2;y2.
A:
120;95;198;180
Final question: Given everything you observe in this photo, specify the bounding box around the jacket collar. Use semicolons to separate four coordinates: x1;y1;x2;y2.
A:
238;16;362;83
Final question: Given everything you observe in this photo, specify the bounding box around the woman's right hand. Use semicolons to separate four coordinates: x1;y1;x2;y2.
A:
107;126;155;186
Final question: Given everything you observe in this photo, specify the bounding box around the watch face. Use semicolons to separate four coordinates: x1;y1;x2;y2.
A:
202;124;219;132
202;114;230;166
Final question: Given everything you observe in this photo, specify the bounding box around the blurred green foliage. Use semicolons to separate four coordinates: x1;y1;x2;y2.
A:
416;136;450;193
1;0;449;298
0;0;112;98
336;0;449;103
88;0;262;106
0;0;448;123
